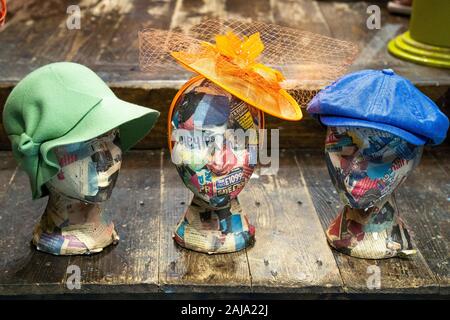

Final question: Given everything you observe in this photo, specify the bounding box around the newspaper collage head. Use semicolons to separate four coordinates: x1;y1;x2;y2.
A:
324;126;423;209
46;129;122;203
171;78;260;208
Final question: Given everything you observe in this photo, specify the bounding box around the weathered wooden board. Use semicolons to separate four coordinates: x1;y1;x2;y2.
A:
318;1;450;86
0;0;171;83
0;0;71;72
0;149;447;295
66;150;161;293
0;85;329;151
1;0;449;86
430;148;450;176
0;87;12;152
394;150;449;293
98;0;176;66
158;150;252;292
0;168;66;295
0;0;449;151
296;149;439;294
0;151;161;295
240;150;343;292
0;151;16;197
272;0;330;35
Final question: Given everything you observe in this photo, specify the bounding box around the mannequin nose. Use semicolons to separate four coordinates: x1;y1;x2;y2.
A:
208;145;237;175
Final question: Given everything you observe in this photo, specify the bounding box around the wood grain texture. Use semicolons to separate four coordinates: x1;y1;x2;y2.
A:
225;0;272;22
0;0;449;296
271;0;330;35
0;0;71;72
0;151;161;295
0;0;449;86
318;1;450;86
0;87;12;152
296;149;439;294
0;0;449;151
0;150;447;295
66;150;161;293
240;150;343;293
0;168;66;295
158;150;252;292
395;150;449;293
430;148;450;176
0;151;16;197
98;0;176;65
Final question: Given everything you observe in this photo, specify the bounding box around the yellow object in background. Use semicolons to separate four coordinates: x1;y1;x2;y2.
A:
388;0;450;68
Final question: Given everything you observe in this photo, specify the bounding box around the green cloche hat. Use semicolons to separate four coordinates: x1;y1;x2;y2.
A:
3;62;160;199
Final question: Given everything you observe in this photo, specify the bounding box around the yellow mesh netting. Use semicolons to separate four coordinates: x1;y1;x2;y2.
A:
139;19;358;116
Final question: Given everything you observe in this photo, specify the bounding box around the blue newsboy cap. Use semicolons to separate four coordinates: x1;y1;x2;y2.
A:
307;69;449;145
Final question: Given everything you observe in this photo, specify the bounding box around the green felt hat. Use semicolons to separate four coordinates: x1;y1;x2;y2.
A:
3;62;160;199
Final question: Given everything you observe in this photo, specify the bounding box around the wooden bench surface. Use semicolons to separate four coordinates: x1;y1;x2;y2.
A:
0;0;449;151
1;0;449;86
0;149;448;296
0;0;449;297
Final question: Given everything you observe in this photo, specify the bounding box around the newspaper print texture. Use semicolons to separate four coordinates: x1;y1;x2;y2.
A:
324;126;423;258
33;191;119;255
34;130;122;255
173;198;255;253
46;129;122;203
170;78;259;253
326;200;416;258
171;78;259;207
324;126;423;209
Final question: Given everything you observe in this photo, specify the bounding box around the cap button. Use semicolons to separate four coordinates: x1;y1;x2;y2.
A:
382;68;395;75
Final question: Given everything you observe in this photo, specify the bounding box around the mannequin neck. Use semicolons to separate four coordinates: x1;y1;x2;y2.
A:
44;189;103;225
191;194;233;211
343;195;396;225
33;188;118;255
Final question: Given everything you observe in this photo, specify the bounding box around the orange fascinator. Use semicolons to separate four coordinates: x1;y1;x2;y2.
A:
139;19;358;121
0;0;7;26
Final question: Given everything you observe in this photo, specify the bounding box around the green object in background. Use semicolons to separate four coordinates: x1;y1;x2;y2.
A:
2;62;160;199
388;0;450;68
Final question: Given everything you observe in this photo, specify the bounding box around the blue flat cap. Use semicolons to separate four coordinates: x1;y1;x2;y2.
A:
307;69;449;145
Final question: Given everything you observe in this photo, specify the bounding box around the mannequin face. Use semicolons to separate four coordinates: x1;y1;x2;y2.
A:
171;78;260;208
324;126;423;209
46;129;122;203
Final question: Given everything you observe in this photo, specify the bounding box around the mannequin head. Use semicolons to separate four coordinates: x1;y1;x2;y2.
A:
306;68;448;258
2;62;160;255
324;126;423;209
168;77;261;253
171;78;261;209
46;129;122;203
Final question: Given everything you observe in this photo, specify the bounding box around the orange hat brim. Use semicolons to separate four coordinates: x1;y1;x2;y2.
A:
171;52;302;121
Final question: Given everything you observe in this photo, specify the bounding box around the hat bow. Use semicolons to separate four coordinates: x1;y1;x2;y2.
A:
17;133;40;157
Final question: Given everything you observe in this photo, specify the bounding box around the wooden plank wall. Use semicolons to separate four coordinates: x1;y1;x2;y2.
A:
0;0;449;150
